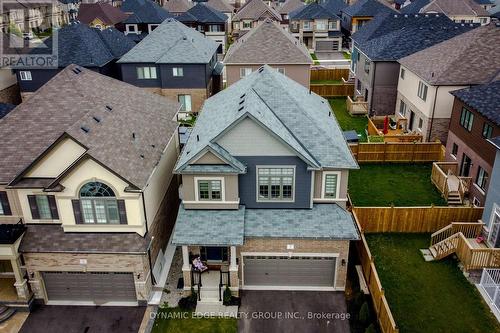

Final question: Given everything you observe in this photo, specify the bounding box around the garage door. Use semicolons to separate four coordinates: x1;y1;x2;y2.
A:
43;271;137;302
243;256;336;288
316;41;339;52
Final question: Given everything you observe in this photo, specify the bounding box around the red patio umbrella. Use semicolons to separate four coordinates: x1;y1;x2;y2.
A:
383;116;389;135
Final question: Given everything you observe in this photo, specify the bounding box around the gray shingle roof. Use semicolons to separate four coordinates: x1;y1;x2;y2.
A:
77;2;128;25
421;0;489;16
322;0;347;15
206;0;234;13
245;204;360;240
163;0;192;13
451;80;500;126
118;18;219;64
172;205;245;245
278;0;304;15
341;0;396;17
399;24;500;85
175;65;358;173
233;0;282;21
19;224;151;253
0;103;15;119
0;65;179;187
122;0;173;23
224;19;312;64
181;164;244;173
290;2;339;20
351;13;476;61
178;3;228;23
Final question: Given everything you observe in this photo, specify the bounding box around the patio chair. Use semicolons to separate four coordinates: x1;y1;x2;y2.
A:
192;257;208;273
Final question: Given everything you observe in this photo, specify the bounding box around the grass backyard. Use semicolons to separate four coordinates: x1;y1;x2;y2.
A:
329;98;368;142
151;307;237;333
311;79;342;84
366;233;500;333
348;163;447;206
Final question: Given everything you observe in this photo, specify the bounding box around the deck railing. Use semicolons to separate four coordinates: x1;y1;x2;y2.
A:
430;222;484;245
431;162;472;203
347;96;368;115
479;268;500;314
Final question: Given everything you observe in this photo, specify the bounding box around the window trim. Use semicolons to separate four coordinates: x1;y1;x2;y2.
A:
137;66;157;80
482;122;493;139
125;24;138;34
451;142;458;160
321;171;341;200
172;67;184;77
487;204;500;247
276;67;285;75
417;81;428;101
240;67;252;78
194;176;225;202
475;166;488;192
255;165;296;203
459;107;474;132
80;197;120;224
178;94;192;112
19;70;32;81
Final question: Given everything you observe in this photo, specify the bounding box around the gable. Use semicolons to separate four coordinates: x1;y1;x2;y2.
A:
24;137;86;178
217;117;295;156
192;151;227;164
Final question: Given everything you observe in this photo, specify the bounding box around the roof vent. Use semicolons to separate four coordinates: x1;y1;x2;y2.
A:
238;106;244;112
105;105;112;111
151;144;155;148
404;14;408;18
81;126;90;133
72;68;81;74
240;93;246;99
132;132;136;139
239;100;244;105
93;116;101;123
140;154;144;159
328;111;331;117
258;67;264;73
196;135;200;142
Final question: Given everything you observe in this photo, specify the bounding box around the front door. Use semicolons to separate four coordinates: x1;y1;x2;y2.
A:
409;111;415;130
460;154;472;176
200;247;228;262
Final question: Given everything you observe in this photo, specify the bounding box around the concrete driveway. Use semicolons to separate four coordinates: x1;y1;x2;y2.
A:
238;291;350;333
19;305;146;333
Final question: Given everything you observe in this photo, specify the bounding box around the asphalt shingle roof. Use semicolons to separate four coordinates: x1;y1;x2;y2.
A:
420;0;490;16
175;65;358;173
245;204;360;239
233;0;282;21
77;2;128;26
178;3;228;23
172;205;245;245
205;0;234;13
19;224;151;253
34;24;135;68
451;80;500;126
163;0;192;13
351;13;476;61
278;0;305;15
399;24;500;85
322;0;347;15
122;0;173;23
224;19;312;64
341;0;396;17
0;65;179;187
118;18;219;64
290;2;339;19
0;103;15;119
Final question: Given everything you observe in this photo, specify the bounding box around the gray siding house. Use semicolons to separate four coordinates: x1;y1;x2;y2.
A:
118;18;223;114
483;137;500;248
350;13;475;116
170;65;359;306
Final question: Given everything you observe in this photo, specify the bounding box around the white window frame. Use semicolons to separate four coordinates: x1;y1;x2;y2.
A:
137;66;157;79
398;100;407;117
303;21;311;30
417;81;428;101
276;67;285;75
321;171;341;200
417;118;423;131
194;176;225;202
255;166;296;203
178;94;192;112
487;204;500;247
173;67;184;77
148;24;159;33
19;70;32;81
240;67;252;78
315;20;327;31
125;24;138;34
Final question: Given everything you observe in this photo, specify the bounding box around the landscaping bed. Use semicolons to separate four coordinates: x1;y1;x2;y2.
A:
348;163;447;206
329;98;367;142
365;233;500;333
151;307;237;333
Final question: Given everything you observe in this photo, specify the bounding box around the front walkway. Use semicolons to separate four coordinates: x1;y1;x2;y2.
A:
238;291;350;333
160;247;184;308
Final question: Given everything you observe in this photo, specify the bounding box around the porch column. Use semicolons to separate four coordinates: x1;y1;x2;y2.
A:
229;246;239;295
229;246;237;270
11;256;29;300
181;245;191;292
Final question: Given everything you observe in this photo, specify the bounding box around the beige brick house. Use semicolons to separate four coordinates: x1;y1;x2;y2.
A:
0;65;180;307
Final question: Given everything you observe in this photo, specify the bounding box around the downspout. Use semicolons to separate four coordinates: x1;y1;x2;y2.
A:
141;191;157;286
369;62;377;116
428;85;439;142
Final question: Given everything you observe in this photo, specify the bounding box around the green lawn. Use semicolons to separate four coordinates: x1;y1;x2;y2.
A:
343;52;351;60
310;53;320;65
152;307;237;333
311;79;342;84
366;233;500;333
329;98;368;142
348;163;447;206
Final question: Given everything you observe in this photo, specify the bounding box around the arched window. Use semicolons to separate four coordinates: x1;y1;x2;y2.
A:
79;182;119;224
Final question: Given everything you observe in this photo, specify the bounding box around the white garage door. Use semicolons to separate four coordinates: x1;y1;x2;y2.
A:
43;271;137;303
316;41;340;52
243;255;336;288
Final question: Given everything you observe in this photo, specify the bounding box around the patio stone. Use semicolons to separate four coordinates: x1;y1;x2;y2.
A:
419;249;434;262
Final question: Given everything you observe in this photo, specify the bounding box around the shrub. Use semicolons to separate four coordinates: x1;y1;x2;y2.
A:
358;302;371;326
223;286;232;304
365;323;377;333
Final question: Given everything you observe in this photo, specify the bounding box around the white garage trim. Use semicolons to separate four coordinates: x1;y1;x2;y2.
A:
240;252;340;291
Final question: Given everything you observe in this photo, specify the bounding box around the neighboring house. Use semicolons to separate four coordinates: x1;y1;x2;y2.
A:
224;19;312;87
289;1;342;52
396;24;500;143
350;13;475;116
0;69;20;105
1;1;69;33
118;0;173;42
0;64;180;307
59;0;80;22
171;65;359;301
474;0;496;11
444;81;500;207
163;0;192;16
205;0;236;32
178;3;228;54
340;0;396;34
16;23;135;100
118;18;222;114
232;0;282;37
276;0;304;25
77;2;129;29
321;0;348;17
483;136;500;247
401;0;491;25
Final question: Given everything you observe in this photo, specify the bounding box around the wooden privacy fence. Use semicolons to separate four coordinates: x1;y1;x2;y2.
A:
349;142;444;163
310;84;354;97
355;212;399;333
353;205;484;233
310;68;350;81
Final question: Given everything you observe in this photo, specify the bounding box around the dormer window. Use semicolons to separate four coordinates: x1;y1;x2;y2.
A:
125;24;138;35
78;182;122;224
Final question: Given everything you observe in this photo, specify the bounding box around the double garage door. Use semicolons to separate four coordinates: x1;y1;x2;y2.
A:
243;255;336;289
43;271;137;303
316;41;340;52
